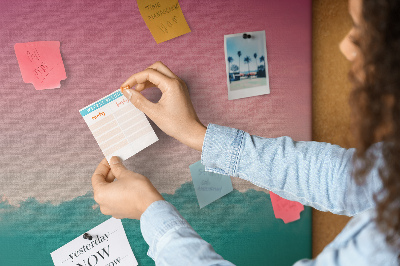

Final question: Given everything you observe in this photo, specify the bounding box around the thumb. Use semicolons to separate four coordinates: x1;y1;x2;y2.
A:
122;89;155;116
92;158;111;189
109;156;129;178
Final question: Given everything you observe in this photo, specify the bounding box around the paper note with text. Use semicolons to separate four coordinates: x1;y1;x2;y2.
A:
270;192;304;224
190;161;233;208
51;218;137;266
14;41;66;90
79;90;158;162
137;0;191;43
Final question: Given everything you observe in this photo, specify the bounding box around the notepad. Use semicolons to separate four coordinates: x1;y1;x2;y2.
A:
270;192;304;224
51;218;138;266
190;161;233;208
79;90;158;162
137;0;191;43
14;41;66;90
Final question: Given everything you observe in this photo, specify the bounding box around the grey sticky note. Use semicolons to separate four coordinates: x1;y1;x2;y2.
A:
189;160;233;208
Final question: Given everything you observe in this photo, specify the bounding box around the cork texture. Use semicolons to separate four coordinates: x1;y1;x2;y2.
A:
312;0;353;257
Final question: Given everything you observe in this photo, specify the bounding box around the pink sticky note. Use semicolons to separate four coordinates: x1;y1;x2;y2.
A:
14;41;67;90
270;192;304;224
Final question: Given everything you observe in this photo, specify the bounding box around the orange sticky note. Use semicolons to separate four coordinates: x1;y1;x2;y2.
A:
137;0;191;44
14;41;67;90
270;192;304;224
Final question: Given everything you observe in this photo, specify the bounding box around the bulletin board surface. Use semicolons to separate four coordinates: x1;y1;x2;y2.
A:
0;0;312;265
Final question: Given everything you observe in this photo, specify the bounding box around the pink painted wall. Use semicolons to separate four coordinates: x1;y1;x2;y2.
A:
0;0;311;204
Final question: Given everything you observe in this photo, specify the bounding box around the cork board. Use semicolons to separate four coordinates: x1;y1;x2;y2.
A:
0;0;313;265
0;0;354;262
312;0;353;257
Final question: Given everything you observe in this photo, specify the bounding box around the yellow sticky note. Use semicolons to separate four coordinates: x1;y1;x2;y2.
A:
137;0;191;44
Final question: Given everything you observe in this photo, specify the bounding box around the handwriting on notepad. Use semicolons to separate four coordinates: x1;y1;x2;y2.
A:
145;2;161;11
116;98;129;108
159;16;179;34
137;0;191;43
145;3;179;20
143;1;180;32
26;48;50;82
34;64;50;81
26;48;40;62
92;112;106;120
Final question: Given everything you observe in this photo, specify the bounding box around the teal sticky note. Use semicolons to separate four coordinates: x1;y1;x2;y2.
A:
189;160;233;208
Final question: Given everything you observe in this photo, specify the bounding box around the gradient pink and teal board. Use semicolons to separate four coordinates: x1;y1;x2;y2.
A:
0;0;312;265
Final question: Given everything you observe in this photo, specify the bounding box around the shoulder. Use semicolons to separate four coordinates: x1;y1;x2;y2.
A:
322;209;399;265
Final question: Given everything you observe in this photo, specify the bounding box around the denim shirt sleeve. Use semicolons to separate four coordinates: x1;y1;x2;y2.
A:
140;200;235;266
201;124;382;216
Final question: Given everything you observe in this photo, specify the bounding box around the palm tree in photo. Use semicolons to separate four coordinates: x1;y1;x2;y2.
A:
237;51;242;77
253;53;258;74
227;56;233;73
227;56;234;83
244;56;251;78
260;55;266;71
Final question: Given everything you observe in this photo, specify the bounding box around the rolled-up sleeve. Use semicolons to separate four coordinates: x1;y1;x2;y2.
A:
201;124;382;216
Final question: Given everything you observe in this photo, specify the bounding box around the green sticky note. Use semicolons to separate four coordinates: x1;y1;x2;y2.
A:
189;161;233;208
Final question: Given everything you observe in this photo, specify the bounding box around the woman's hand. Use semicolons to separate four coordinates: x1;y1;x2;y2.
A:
120;61;206;151
91;157;164;220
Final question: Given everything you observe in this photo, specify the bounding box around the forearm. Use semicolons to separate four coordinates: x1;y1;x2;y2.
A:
140;200;234;265
201;124;379;216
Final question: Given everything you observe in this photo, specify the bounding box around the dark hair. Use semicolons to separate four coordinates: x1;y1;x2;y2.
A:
350;0;400;251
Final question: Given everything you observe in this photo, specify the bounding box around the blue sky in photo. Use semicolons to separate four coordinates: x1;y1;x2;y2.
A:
226;32;267;73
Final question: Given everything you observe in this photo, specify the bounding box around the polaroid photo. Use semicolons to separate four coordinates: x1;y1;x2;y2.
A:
224;30;270;100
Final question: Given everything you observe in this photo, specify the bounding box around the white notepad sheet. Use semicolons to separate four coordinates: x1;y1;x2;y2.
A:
51;218;138;266
79;89;158;162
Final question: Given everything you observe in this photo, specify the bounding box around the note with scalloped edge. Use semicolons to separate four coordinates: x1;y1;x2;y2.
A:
270;192;304;224
14;41;67;90
137;0;191;44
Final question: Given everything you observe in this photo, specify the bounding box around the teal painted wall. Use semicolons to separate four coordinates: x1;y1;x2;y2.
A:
0;182;311;265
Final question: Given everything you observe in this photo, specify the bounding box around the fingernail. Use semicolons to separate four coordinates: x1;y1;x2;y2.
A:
124;89;133;100
110;156;121;165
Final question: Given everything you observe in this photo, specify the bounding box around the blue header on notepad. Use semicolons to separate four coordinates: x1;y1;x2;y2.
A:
80;90;123;116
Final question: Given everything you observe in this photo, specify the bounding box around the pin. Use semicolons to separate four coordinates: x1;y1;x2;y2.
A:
120;85;130;93
243;33;252;39
83;232;94;240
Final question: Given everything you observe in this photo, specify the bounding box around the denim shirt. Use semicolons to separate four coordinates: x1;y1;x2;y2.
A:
140;124;399;265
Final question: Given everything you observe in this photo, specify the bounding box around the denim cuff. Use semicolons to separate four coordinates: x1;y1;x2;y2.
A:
201;124;245;177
